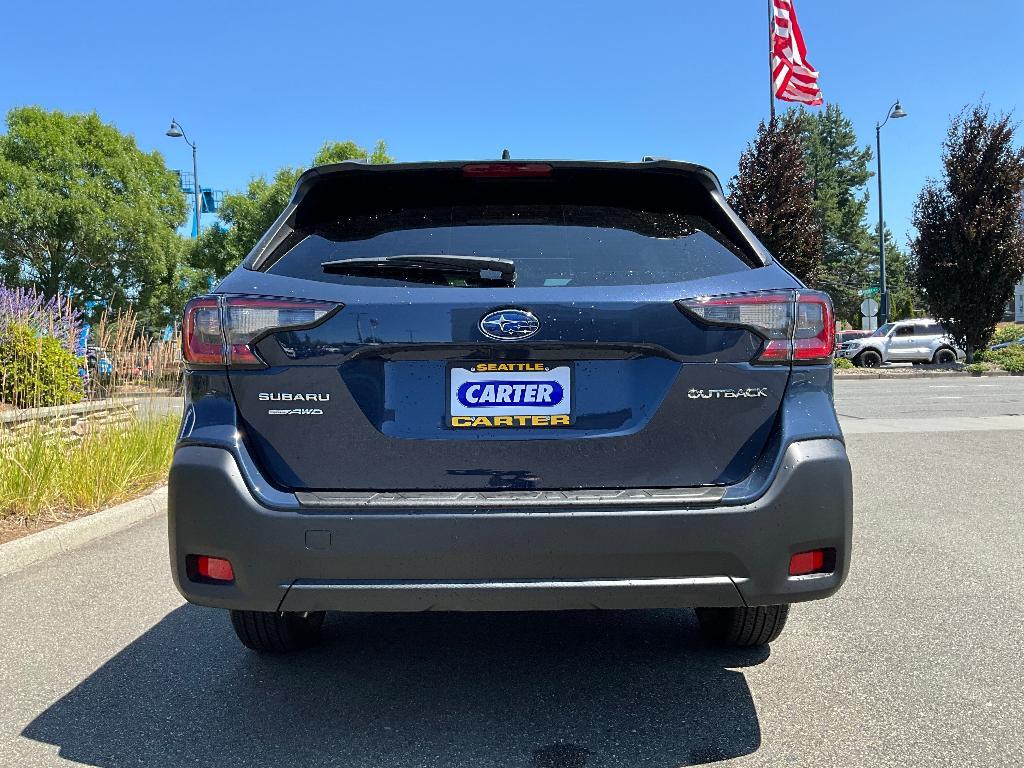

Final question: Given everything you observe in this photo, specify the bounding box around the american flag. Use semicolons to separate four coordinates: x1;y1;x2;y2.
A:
771;0;824;105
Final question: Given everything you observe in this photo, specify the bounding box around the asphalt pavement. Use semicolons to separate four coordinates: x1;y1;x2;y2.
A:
834;375;1024;420
2;379;1023;767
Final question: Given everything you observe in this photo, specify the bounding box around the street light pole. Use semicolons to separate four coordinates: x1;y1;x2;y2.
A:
190;140;200;239
166;119;202;239
874;100;907;326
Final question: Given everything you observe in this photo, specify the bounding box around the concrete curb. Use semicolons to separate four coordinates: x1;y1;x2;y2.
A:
0;486;167;579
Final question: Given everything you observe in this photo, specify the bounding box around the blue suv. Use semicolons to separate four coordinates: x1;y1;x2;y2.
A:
168;159;853;652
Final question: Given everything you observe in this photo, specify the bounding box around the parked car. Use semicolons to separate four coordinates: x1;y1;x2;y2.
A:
169;159;853;652
835;329;870;348
990;334;1024;351
836;319;964;367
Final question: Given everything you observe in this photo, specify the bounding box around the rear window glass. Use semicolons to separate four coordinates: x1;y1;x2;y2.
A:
266;204;753;288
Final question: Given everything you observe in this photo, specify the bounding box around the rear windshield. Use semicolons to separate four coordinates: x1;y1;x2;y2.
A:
266;203;754;288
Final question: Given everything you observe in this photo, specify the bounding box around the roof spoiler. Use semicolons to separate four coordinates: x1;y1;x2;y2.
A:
289;158;725;203
242;159;771;271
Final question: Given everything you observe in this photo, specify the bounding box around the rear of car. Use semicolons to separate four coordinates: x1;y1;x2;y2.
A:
168;160;853;651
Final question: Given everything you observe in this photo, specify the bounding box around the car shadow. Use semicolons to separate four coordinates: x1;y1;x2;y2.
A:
23;606;768;767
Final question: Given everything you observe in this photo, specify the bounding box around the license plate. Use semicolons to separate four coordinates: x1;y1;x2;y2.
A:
447;361;573;428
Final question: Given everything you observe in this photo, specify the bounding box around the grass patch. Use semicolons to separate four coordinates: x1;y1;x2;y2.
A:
0;414;178;522
966;362;997;375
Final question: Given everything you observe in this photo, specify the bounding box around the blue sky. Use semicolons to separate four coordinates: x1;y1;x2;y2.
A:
3;0;1022;245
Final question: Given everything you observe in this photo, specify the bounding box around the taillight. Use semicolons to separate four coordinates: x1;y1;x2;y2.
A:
792;292;835;362
224;298;335;365
182;297;223;365
182;296;336;367
677;290;834;364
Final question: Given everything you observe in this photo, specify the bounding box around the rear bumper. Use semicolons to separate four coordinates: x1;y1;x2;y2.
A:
168;439;853;613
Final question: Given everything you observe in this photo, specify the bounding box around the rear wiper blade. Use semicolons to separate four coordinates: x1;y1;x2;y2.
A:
321;255;516;286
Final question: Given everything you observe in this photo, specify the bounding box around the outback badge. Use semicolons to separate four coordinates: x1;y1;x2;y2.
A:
688;387;769;399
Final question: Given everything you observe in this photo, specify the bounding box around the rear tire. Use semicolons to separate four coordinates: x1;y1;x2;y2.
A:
695;605;790;647
933;347;956;365
230;610;325;652
854;349;882;368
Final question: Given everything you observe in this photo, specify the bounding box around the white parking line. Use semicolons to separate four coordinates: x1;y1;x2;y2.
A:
840;415;1024;433
930;396;963;399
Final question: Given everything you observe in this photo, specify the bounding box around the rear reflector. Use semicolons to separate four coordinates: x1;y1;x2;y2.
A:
182;296;336;367
462;163;553;178
677;289;835;364
195;555;234;582
789;549;833;576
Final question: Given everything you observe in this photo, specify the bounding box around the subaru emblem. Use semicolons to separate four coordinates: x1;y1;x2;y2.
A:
479;309;541;341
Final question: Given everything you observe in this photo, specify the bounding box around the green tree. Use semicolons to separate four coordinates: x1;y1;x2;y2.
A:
913;104;1024;361
870;226;924;321
136;236;212;328
728;118;822;283
784;105;876;325
0;107;187;308
190;139;393;280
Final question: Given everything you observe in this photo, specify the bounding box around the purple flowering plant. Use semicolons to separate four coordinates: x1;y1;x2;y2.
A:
0;284;84;357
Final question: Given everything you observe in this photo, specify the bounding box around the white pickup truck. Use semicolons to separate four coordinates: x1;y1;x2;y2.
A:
836;319;964;367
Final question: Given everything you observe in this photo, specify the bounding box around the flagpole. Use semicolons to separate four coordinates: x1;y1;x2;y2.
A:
768;0;776;122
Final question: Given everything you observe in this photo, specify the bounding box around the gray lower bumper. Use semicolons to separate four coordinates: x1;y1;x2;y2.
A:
168;439;853;613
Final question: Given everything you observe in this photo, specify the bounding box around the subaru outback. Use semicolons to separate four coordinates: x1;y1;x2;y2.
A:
169;159;853;652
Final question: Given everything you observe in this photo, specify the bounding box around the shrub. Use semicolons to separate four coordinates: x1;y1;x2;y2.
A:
834;357;854;369
966;362;995;375
0;322;84;408
976;345;1024;373
994;348;1024;373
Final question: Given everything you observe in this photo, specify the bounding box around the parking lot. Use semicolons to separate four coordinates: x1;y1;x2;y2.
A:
2;377;1023;767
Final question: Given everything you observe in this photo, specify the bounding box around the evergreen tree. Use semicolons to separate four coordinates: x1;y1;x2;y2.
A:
870;226;924;321
785;105;876;325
